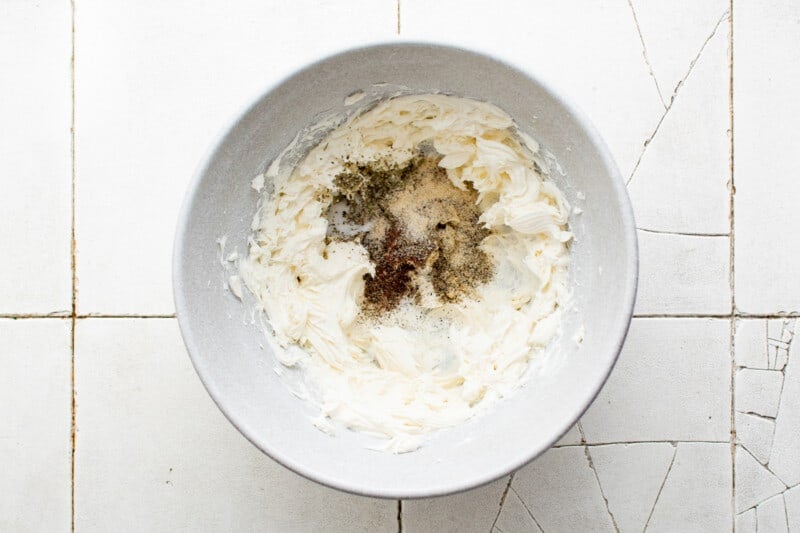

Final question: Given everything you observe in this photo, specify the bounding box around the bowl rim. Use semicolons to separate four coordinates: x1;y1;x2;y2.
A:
173;40;639;499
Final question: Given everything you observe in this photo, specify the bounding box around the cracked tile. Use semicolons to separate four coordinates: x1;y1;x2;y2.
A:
736;320;769;369
0;320;71;532
735;508;757;533
757;493;789;533
0;1;72;314
735;412;775;465
494;488;542;533
75;0;397;314
628;21;729;235
735;446;786;513
770;323;800;486
734;0;800;314
628;0;728;102
768;319;795;370
401;0;665;178
589;443;675;532
402;476;508;533
74;319;396;531
634;232;730;315
581;319;730;442
646;443;732;532
735;368;784;418
785;485;800;531
735;320;799;513
510;447;615;532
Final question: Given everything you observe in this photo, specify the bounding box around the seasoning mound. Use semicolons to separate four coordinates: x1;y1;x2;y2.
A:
330;154;493;314
241;94;572;453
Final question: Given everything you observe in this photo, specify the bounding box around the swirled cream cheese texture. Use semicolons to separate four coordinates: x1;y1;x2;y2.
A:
241;94;571;452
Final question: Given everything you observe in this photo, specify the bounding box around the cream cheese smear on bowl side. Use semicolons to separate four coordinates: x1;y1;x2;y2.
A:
238;94;574;453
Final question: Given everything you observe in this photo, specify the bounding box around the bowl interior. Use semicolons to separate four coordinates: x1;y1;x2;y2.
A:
174;43;637;498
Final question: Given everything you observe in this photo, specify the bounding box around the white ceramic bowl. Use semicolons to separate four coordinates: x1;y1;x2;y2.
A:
174;43;638;498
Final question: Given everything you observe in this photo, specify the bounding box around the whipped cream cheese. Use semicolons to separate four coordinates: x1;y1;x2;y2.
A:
241;94;572;452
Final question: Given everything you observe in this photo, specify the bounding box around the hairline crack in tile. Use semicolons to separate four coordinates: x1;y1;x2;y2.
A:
637;227;730;237
737;410;776;422
643;443;677;531
627;9;731;186
553;439;729;448
577;423;620;531
489;474;515;532
626;0;668;108
509;485;546;532
739;445;789;500
766;329;793;481
783;493;791;531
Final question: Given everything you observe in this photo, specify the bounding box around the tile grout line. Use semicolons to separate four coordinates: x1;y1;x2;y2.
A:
0;313;71;319
728;0;736;529
2;312;797;320
75;313;176;319
634;313;733;319
396;0;400;35
69;0;77;530
396;499;402;533
13;313;800;319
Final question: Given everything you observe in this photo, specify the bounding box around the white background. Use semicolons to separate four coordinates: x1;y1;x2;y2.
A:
1;1;799;531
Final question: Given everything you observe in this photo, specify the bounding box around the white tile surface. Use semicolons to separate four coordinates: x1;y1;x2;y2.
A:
735;412;774;465
757;494;790;533
734;321;800;514
402;476;508;533
494;487;542;532
736;319;768;369
785;485;800;532
770;323;800;486
646;443;732;532
735;446;786;513
634;232;730;315
589;443;676;532
735;368;784;418
628;21;730;235
74;0;397;314
0;2;72;314
554;423;583;446
736;507;757;533
767;319;794;370
509;447;616;532
580;318;731;442
74;318;396;532
629;0;728;104
0;319;71;532
733;0;800;314
401;0;665;179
